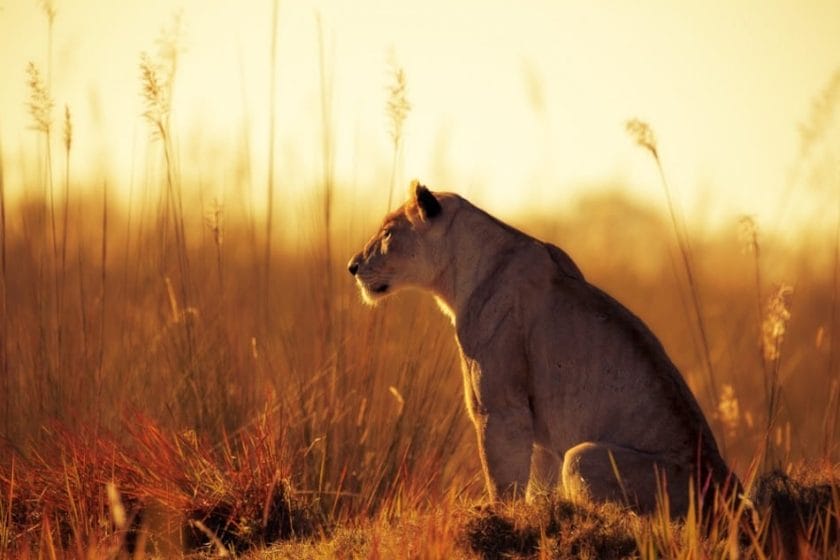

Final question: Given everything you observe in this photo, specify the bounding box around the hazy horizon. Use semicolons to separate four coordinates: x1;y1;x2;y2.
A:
1;0;839;234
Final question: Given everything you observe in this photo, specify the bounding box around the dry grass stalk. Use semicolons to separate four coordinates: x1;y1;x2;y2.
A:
206;198;225;292
139;18;197;391
762;283;793;468
626;118;719;409
798;69;840;158
38;0;56;97
263;0;280;307
97;182;108;417
139;50;182;270
58;105;72;351
385;55;411;212
738;216;766;375
45;104;75;403
26;60;64;410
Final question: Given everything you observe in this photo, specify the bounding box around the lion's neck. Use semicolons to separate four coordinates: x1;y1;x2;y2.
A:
430;205;525;325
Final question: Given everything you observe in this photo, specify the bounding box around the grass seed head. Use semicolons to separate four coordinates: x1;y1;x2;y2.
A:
139;53;169;138
63;104;72;153
39;0;56;23
386;55;411;148
762;284;794;362
738;215;759;255
717;384;741;439
205;198;224;246
626;118;658;157
25;62;53;133
798;68;840;157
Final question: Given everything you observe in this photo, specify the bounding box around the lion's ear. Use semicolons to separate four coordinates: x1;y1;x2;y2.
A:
412;180;441;220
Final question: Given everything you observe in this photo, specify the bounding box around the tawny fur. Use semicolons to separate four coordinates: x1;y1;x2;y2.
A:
348;182;736;515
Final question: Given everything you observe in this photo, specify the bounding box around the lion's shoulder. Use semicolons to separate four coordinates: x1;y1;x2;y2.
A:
544;242;585;281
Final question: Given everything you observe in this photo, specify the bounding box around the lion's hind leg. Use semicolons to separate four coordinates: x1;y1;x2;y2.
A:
561;442;691;516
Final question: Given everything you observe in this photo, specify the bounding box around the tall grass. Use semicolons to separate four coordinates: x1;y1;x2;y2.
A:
4;170;840;555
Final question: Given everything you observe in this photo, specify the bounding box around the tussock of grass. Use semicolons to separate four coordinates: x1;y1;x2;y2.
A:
545;501;639;559
462;500;637;560
753;467;840;557
462;507;540;558
0;415;320;556
250;506;467;559
446;471;840;559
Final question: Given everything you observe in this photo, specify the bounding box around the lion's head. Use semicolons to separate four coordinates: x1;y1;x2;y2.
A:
347;181;452;305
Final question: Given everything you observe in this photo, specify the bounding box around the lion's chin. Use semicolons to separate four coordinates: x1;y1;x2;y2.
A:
358;282;390;306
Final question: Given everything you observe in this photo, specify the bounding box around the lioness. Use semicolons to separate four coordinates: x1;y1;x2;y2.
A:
348;181;737;515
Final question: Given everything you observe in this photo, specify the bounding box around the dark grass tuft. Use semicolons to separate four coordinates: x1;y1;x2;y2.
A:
546;500;638;559
185;477;318;553
462;499;637;560
462;508;540;558
752;467;840;557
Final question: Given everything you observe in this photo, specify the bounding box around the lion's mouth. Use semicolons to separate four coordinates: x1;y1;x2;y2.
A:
371;283;389;294
356;277;390;299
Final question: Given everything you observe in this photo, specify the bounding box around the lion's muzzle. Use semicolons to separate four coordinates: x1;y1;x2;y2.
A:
347;255;361;276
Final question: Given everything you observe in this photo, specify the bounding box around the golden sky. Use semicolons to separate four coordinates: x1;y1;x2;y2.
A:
2;0;839;230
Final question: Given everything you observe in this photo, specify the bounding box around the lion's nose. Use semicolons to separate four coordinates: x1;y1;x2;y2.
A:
348;256;360;276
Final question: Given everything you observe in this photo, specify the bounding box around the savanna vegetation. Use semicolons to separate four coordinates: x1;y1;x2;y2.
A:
3;5;840;559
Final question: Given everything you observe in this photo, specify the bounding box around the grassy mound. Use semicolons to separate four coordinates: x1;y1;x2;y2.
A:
462;500;637;560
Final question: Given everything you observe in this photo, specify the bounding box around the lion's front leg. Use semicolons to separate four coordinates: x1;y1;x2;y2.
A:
472;406;534;501
458;317;533;502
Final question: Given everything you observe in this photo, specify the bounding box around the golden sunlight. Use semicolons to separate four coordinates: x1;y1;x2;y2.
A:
6;2;840;556
1;0;839;229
